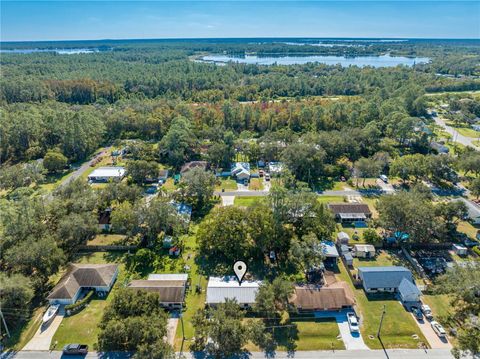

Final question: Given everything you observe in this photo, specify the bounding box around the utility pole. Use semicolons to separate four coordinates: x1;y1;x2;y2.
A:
0;292;11;338
377;304;386;338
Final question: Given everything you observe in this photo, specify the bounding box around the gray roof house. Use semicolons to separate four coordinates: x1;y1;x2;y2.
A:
398;278;421;304
357;266;415;293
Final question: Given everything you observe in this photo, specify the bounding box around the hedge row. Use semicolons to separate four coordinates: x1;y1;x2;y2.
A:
473;246;480;257
65;290;95;314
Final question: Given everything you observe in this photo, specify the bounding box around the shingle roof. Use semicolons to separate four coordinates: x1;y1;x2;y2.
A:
206;276;260;305
290;282;355;310
47;264;118;300
358;266;413;290
127;279;187;303
180;161;208;174
328;203;371;215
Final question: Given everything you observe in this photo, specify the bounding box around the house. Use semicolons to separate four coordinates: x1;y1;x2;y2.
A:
127;274;188;310
268;162;284;176
454;198;480;225
158;169;169;183
170;201;192;222
88;166;126;182
452;243;468;256
357;266;415;293
430;142;449;154
290;281;355;311
47;264;119;305
328;203;372;223
206;276;260;308
180;161;208;175
98;208;111;231
320;241;339;266
336;231;350;245
231;162;251;181
352;244;376;258
398;278;421;304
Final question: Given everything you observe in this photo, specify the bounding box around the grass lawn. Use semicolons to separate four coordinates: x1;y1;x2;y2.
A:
234;196;265;207
446;121;480;138
422;294;453;322
215;177;238;191
317;196;344;204
457;221;479;239
87;234;127;246
162;178;177;192
38;170;75;192
248;178;264;191
336;261;427;349
352;250;399;268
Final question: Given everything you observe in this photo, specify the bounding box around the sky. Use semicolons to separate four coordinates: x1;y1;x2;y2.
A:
1;1;479;42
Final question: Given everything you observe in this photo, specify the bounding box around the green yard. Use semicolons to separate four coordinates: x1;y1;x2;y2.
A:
457;220;479;239
422;294;453;322
317;196;344;204
87;234;127;246
352;250;399;268
336;261;428;349
248;178;264;191
4;306;45;351
215;177;238;191
234;196;265;207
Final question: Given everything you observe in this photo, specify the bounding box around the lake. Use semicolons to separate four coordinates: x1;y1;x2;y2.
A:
198;54;430;67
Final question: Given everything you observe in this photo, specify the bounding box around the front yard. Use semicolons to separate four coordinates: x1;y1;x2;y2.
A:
215;177;238;191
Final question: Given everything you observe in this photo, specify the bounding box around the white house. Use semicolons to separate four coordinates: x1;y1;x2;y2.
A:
352;244;376;258
206;276;260;309
231;162;251;181
47;264;119;305
88;166;126;182
127;274;188;310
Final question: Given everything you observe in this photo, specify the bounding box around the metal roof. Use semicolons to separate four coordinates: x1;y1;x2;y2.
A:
358;266;414;290
88;166;125;178
206;276;260;305
398;278;421;300
321;241;339;258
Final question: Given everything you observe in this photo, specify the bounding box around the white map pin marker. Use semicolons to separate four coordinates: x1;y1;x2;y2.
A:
233;260;247;286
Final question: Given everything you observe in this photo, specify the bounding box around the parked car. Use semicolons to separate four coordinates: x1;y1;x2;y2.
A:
259;169;264;177
265;173;271;181
431;321;447;338
347;312;359;333
379;174;388;183
62;344;88;355
411;306;423;321
421;304;433;320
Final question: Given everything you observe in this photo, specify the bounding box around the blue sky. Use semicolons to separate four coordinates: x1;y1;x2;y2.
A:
1;1;479;41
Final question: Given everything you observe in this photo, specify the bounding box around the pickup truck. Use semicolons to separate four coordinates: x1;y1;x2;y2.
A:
62;344;89;355
347;312;360;333
421;304;433;320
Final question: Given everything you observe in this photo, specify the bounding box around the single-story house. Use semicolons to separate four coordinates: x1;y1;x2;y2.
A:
336;231;350;246
357;266;415;294
180;161;208;175
88;166;126;183
98;208;111;231
290;281;355;311
452;243;468;256
47;264;119;305
206;276;261;309
319;241;339;266
231;162;251;181
268;162;284;176
398;277;421;304
343;252;354;267
127;273;188;310
352;244;376;258
328;203;372;223
453;198;480;225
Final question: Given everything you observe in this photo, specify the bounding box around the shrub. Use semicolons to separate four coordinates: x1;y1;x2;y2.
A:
473;246;480;256
65;290;95;314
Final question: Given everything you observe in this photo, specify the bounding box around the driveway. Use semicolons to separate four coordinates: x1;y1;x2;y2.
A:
411;314;452;349
376;179;395;193
433;115;479;151
314;310;369;350
166;314;179;346
22;307;64;351
221;195;235;206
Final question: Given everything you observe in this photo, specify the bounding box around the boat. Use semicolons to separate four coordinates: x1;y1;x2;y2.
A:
42;304;60;324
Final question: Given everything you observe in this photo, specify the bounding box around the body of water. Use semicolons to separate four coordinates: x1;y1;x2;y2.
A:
199;54;430;67
0;48;102;54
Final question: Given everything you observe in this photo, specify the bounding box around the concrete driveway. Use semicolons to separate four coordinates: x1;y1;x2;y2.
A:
411;314;452;349
22;307;64;351
314;310;369;350
221;195;235;206
166;314;179;346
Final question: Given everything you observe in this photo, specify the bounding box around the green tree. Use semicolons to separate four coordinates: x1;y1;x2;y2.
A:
177;167;216;211
43;150;67;173
0;273;34;327
126;160;159;185
159;116;197;168
469;177;480;199
363;228;382;244
353;157;382;187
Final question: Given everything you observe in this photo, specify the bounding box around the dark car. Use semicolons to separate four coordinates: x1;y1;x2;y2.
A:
464;238;479;248
63;344;88;355
411;307;423;321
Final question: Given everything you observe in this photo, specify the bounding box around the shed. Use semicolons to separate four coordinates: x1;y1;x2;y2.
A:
343;252;354;267
352;244;376;258
336;231;350;245
452;244;468;256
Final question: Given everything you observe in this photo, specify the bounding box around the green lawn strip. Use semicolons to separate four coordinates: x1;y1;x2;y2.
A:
4;306;45;350
336;261;427;349
445;121;480;138
87;234;127;246
215;178;238;191
234;196;266;207
422;294;453;324
162;178;177;192
352;250;399;269
317;196;344;204
457;221;479;239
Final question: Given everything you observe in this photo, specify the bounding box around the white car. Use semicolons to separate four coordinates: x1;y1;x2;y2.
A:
421;304;433;320
379;175;388;183
347;312;359;333
431;321;447;338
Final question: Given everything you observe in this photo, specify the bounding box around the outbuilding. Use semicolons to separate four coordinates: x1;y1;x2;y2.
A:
452;243;468;256
352;244;376;258
336;231;350;246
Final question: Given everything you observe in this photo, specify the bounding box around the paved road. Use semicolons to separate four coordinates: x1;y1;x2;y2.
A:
433;115;479;151
61;147;112;188
4;349;455;359
214;189;379;197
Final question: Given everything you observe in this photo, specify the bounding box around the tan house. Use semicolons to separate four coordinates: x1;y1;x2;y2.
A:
352;244;376;258
328;203;372;223
290;281;355;311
